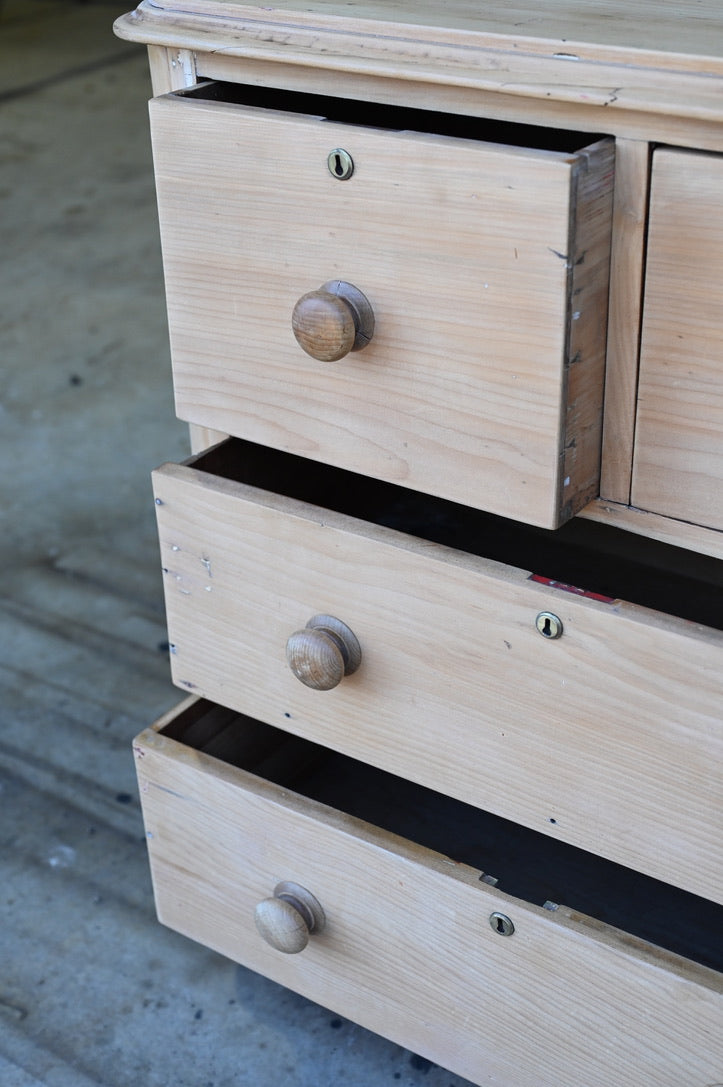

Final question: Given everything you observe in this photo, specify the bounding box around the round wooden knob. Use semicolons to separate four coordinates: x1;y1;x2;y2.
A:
292;280;374;362
286;614;362;691
254;881;325;954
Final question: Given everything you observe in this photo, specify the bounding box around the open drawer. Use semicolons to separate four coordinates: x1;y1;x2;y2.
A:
152;438;723;902
135;696;723;1087
149;82;614;528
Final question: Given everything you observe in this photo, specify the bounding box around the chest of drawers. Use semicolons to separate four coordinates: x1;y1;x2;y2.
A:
116;3;723;1083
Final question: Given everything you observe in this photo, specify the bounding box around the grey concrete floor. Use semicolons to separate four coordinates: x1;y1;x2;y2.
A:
0;3;475;1084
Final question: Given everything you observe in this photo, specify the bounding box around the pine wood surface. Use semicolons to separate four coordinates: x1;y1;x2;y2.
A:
150;92;613;528
134;712;723;1087
598;138;650;504
116;20;723;1078
632;149;723;531
116;2;723;150
581;498;723;560
118;0;723;71
152;460;723;903
190;51;723;153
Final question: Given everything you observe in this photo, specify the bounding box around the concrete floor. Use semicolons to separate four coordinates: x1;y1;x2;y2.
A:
0;3;475;1084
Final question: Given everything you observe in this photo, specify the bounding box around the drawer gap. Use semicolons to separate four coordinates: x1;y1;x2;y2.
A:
162;698;328;786
192;438;723;629
163;698;723;975
177;80;605;154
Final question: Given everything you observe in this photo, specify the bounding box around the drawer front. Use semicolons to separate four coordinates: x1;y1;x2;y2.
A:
149;88;614;528
152;456;723;903
135;699;723;1087
632;149;723;530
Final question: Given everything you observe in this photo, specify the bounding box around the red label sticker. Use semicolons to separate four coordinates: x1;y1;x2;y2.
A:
529;574;617;604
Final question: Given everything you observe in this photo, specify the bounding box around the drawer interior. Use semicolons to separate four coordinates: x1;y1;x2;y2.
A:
193;438;723;630
179;80;603;153
161;698;723;974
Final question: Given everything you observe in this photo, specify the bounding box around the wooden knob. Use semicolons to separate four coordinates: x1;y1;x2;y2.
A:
254;881;325;954
292;280;374;362
286;614;362;691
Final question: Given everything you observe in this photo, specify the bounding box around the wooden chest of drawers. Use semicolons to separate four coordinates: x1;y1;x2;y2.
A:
116;2;722;1083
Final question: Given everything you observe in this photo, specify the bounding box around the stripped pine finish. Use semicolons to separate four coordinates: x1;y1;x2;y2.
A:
111;3;723;1084
152;453;723;903
136;701;723;1087
150;89;613;527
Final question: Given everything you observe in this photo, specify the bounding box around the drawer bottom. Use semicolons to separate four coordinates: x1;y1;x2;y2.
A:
136;697;723;1087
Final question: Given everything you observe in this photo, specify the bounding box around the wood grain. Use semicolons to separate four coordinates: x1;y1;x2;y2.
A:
150;92;614;527
134;717;723;1087
291;288;358;362
145;47;228;460
254;896;311;953
116;2;723;150
632;149;723;531
146;43;197;95
152;460;723;902
126;0;723;67
188;424;228;453
599;139;650;504
196;51;723;152
581;498;723;559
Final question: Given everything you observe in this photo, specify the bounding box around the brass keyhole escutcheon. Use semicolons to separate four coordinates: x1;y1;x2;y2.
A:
327;148;354;180
535;611;563;639
489;912;515;936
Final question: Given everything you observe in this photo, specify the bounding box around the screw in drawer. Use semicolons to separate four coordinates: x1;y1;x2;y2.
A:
535;611;563;639
327;148;354;180
489;912;515;936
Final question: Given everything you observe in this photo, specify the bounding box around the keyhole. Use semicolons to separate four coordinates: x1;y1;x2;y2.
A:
489;912;515;936
535;611;562;639
327;148;354;180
